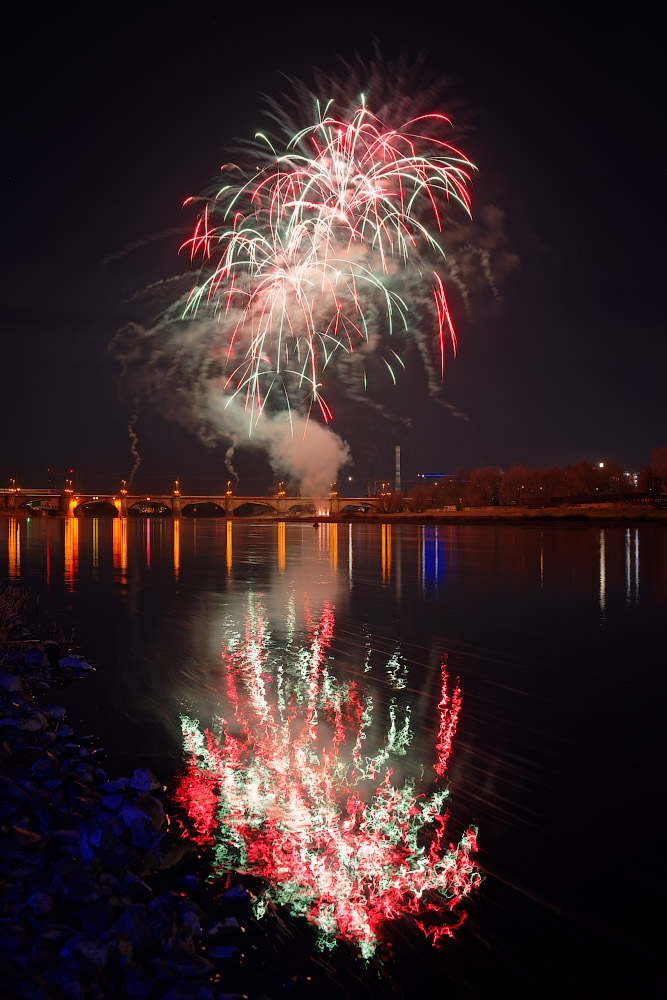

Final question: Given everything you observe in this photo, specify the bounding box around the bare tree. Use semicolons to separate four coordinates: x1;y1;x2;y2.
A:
649;443;667;493
561;461;599;496
499;465;537;505
467;466;501;506
537;465;564;499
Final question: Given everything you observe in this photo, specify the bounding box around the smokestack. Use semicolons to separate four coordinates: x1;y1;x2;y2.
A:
395;445;401;492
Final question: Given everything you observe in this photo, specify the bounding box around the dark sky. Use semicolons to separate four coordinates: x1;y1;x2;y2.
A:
3;3;664;494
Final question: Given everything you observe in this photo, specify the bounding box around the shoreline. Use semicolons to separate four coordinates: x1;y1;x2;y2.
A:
0;639;354;998
328;506;667;525
2;505;665;527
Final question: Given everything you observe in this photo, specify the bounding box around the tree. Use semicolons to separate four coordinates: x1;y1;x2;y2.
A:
375;489;404;513
499;465;537;505
467;466;501;506
408;485;434;512
598;460;626;492
649;443;667;493
537;465;564;499
561;461;598;496
432;476;464;506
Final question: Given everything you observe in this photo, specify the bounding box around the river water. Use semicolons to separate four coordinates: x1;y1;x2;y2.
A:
2;516;664;996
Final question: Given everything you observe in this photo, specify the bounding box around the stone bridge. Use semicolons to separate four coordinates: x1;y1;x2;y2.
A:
1;490;381;517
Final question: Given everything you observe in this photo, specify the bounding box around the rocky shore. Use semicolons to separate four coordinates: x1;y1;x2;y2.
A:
0;640;348;1000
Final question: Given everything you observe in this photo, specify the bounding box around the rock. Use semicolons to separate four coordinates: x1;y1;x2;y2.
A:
6;825;43;848
102;791;124;811
31;751;62;780
130;766;162;792
98;777;130;793
145;833;197;872
122;792;167;832
25;891;55;916
60;931;111;970
48;829;80;848
0;671;25;692
0;776;30;803
110;904;154;950
206;945;241;961
42;704;66;719
108;929;135;964
160;988;216;1000
34;924;74;949
50;959;89;999
15;975;54;1000
126;814;164;851
222;883;250;902
160;950;215;978
58;656;94;672
122;873;155;903
73;898;113;933
179;908;201;937
206;916;241;938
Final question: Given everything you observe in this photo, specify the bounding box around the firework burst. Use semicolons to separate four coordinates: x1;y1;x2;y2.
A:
181;97;475;427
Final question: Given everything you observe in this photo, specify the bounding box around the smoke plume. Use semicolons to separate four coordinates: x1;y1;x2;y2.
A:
127;413;142;487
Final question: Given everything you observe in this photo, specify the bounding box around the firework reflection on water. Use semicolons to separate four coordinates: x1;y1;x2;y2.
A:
172;586;480;959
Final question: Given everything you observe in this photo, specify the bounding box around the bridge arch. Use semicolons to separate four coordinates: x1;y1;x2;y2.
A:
286;503;316;516
128;500;172;517
233;501;278;517
74;500;119;518
181;501;226;518
339;502;379;514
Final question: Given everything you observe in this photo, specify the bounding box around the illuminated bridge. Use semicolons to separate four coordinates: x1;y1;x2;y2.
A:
0;489;381;517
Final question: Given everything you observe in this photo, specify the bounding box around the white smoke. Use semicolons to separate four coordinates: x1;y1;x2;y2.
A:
113;298;352;496
203;390;350;498
127;413;142;486
443;203;520;309
224;434;240;482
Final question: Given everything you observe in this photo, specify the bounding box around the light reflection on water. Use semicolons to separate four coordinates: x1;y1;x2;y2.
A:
1;516;665;991
173;589;480;958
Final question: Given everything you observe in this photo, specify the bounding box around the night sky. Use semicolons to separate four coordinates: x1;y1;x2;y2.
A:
4;4;664;495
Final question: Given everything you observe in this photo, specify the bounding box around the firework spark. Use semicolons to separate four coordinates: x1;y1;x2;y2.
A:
181;97;475;428
112;80;480;493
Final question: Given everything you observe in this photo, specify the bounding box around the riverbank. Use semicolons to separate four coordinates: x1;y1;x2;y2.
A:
2;505;666;525
0;638;358;999
328;505;667;525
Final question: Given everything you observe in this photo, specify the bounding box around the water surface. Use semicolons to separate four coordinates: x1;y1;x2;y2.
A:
2;516;664;995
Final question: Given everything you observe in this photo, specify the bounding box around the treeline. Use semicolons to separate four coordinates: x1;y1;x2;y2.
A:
386;443;667;510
